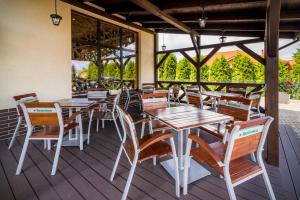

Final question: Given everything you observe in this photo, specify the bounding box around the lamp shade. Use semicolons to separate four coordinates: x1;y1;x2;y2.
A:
162;44;166;51
50;14;62;26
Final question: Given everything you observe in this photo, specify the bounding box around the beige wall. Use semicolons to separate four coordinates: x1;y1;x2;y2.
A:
0;0;154;110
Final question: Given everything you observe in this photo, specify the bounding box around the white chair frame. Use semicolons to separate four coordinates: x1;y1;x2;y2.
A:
110;106;180;200
183;117;276;200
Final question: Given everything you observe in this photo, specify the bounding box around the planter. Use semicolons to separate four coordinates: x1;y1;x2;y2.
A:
109;89;121;95
279;92;290;104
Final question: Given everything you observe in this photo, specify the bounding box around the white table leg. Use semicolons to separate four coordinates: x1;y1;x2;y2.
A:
178;130;184;170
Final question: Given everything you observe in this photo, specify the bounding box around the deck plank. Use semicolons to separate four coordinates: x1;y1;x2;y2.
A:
279;125;300;199
0;158;15;200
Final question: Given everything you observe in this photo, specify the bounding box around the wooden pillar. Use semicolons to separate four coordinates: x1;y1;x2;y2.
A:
119;29;124;81
196;36;201;88
264;0;281;166
96;21;102;81
154;33;158;87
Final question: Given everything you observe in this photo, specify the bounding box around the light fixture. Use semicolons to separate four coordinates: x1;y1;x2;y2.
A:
219;30;227;43
198;7;207;28
162;31;166;51
50;0;62;26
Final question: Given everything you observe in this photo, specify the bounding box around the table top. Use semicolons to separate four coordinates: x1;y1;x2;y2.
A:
202;91;241;98
144;105;233;131
57;98;97;108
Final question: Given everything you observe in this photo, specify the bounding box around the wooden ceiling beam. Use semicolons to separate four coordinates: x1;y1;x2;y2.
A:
61;0;154;34
129;0;198;35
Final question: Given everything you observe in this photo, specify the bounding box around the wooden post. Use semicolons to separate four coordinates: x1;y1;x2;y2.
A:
96;21;102;81
154;33;158;87
119;29;124;81
264;0;281;166
196;36;201;88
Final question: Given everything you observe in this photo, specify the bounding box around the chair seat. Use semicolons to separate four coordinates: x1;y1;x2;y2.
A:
30;122;78;139
124;134;172;162
198;124;227;139
191;141;262;183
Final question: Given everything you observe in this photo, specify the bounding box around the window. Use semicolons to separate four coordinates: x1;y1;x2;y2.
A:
71;11;138;96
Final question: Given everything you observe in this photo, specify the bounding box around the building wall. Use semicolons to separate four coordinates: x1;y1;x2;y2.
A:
0;0;154;140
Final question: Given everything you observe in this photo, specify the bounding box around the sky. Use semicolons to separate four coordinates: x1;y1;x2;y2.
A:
158;33;300;60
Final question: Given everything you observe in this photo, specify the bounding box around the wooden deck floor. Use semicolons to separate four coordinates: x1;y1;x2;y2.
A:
0;119;297;200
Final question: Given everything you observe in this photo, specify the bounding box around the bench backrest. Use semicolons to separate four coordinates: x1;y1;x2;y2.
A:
142;93;168;111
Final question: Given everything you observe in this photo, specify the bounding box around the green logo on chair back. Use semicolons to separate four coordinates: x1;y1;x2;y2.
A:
27;108;56;113
238;125;264;138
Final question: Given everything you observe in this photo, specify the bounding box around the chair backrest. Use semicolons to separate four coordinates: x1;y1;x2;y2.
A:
186;85;200;92
87;88;107;100
154;88;169;95
20;102;64;138
185;91;204;109
224;117;273;163
13;93;38;116
248;91;263;109
112;94;121;113
142;83;155;94
218;96;252;121
142;93;168;112
226;85;247;97
116;105;139;153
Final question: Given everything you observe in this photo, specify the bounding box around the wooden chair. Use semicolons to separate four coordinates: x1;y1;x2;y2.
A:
16;102;82;175
142;83;155;94
110;106;180;200
87;88;107;100
226;85;247;97
198;96;252;140
248;91;263;118
154;88;170;105
88;94;122;141
184;117;275;200
185;90;211;110
140;93;170;139
8;93;39;149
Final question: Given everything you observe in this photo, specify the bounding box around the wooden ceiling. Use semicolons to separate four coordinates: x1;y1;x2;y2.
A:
64;0;300;38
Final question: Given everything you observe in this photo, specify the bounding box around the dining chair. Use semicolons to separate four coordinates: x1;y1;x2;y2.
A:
198;96;252;141
183;117;275;200
16;102;82;175
226;85;247;97
142;83;155;94
8;93;39;149
88;94;122;141
87;88;107;100
248;91;263;118
110;106;180;200
140;93;170;139
185;90;211;110
123;86;142;111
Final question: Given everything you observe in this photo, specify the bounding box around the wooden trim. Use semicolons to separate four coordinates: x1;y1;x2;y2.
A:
180;51;197;67
236;44;265;65
199;47;221;68
129;0;198;35
156;52;170;69
156;38;262;54
62;0;154;34
279;39;299;50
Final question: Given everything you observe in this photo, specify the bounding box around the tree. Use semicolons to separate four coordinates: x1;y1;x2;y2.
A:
232;54;256;82
158;54;166;80
123;60;136;80
254;63;264;83
103;61;120;78
87;62;98;80
292;48;300;82
163;53;177;81
199;55;209;81
176;58;191;81
209;56;231;82
278;60;290;81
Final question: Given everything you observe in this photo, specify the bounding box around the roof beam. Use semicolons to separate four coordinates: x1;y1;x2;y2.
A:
129;0;198;35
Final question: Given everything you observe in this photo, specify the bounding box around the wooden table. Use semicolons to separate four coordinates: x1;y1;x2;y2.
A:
202;91;241;110
57;98;96;150
145;105;233;186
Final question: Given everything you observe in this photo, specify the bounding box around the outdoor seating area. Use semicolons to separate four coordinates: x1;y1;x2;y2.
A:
1;0;300;200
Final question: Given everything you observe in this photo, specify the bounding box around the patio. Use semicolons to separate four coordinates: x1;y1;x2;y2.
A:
1;0;300;200
0;118;298;200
